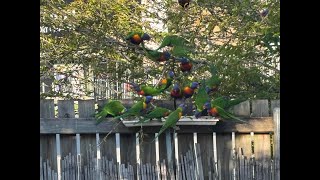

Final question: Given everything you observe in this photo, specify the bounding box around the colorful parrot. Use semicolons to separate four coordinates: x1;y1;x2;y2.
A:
205;64;221;94
178;0;191;8
203;101;246;123
156;35;192;50
194;80;210;118
170;83;183;99
158;71;175;92
129;82;163;96
178;57;193;72
143;47;171;62
125;31;151;45
183;82;200;98
210;96;246;110
115;96;154;120
152;104;186;141
95;100;126;125
135;107;172;124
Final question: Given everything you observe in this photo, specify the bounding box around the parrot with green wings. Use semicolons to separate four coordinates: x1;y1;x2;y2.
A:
152;104;186;141
203;99;246;123
95;100;126;125
176;57;193;72
206;64;221;94
158;71;175;92
129;82;163;96
142;47;171;62
194;80;210;118
115;96;154;120
125;31;150;46
170;83;183;99
135;107;172;124
182;82;200;99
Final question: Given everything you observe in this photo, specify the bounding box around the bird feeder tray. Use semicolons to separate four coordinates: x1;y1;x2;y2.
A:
122;116;219;127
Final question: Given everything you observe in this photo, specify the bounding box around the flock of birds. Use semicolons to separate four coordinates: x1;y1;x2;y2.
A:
95;1;269;140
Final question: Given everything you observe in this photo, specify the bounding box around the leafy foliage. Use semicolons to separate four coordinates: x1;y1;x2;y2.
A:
40;0;279;100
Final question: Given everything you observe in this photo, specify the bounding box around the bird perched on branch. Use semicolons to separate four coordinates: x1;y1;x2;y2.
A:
158;71;175;92
177;57;193;72
194;80;210;118
183;82;200;98
170;84;183;99
205;65;221;95
142;47;171;63
125;31;150;46
129;82;163;96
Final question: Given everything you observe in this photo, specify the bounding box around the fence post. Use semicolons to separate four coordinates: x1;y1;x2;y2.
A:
273;108;280;180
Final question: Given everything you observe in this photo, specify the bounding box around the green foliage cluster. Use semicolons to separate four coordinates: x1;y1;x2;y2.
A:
40;0;279;100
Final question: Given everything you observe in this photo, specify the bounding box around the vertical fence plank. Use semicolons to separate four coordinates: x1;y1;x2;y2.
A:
56;134;61;180
251;100;269;117
116;133;121;179
154;133;160;180
78;100;95;118
174;132;180;180
165;130;174;180
40;99;55;118
76;134;81;180
270;100;280;115
212;132;218;180
136;133;141;180
96;133;102;180
273;108;280;180
58;100;75;118
231;100;250;117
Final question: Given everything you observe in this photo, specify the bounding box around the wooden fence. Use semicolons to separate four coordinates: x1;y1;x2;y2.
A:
40;99;280;180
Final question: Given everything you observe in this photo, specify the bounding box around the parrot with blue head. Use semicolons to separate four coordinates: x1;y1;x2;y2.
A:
143;48;171;63
170;83;183;99
129;82;163;96
152;104;186;142
126;31;151;46
115;96;154;120
158;71;175;92
135;107;172;124
183;81;200;98
205;64;221;95
177;57;193;72
203;100;246;123
95;100;126;125
194;80;210;118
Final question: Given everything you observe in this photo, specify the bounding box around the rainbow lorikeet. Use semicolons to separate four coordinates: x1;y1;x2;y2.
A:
178;0;191;8
143;47;171;62
194;80;210;118
114;96;154;120
176;57;193;72
158;71;175;92
135;107;172;124
203;98;246;123
129;83;163;96
183;82;200;98
170;84;183;99
95;100;126;125
152;104;186;142
206;64;221;94
125;32;150;45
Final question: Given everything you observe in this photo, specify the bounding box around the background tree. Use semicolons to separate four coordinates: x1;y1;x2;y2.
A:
40;0;279;100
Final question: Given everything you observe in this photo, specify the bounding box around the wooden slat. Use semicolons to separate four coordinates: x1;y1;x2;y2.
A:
56;134;61;180
165;130;175;180
40;99;55;118
116;133;121;179
193;133;199;178
196;143;204;180
270;100;280;115
40;117;274;134
136;133;141;180
273;108;280;180
96;133;102;180
58;100;75;118
40;157;43;180
231;100;250;117
78;100;95;118
174;132;180;180
251;100;269;117
154;133;160;180
212;132;218;180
